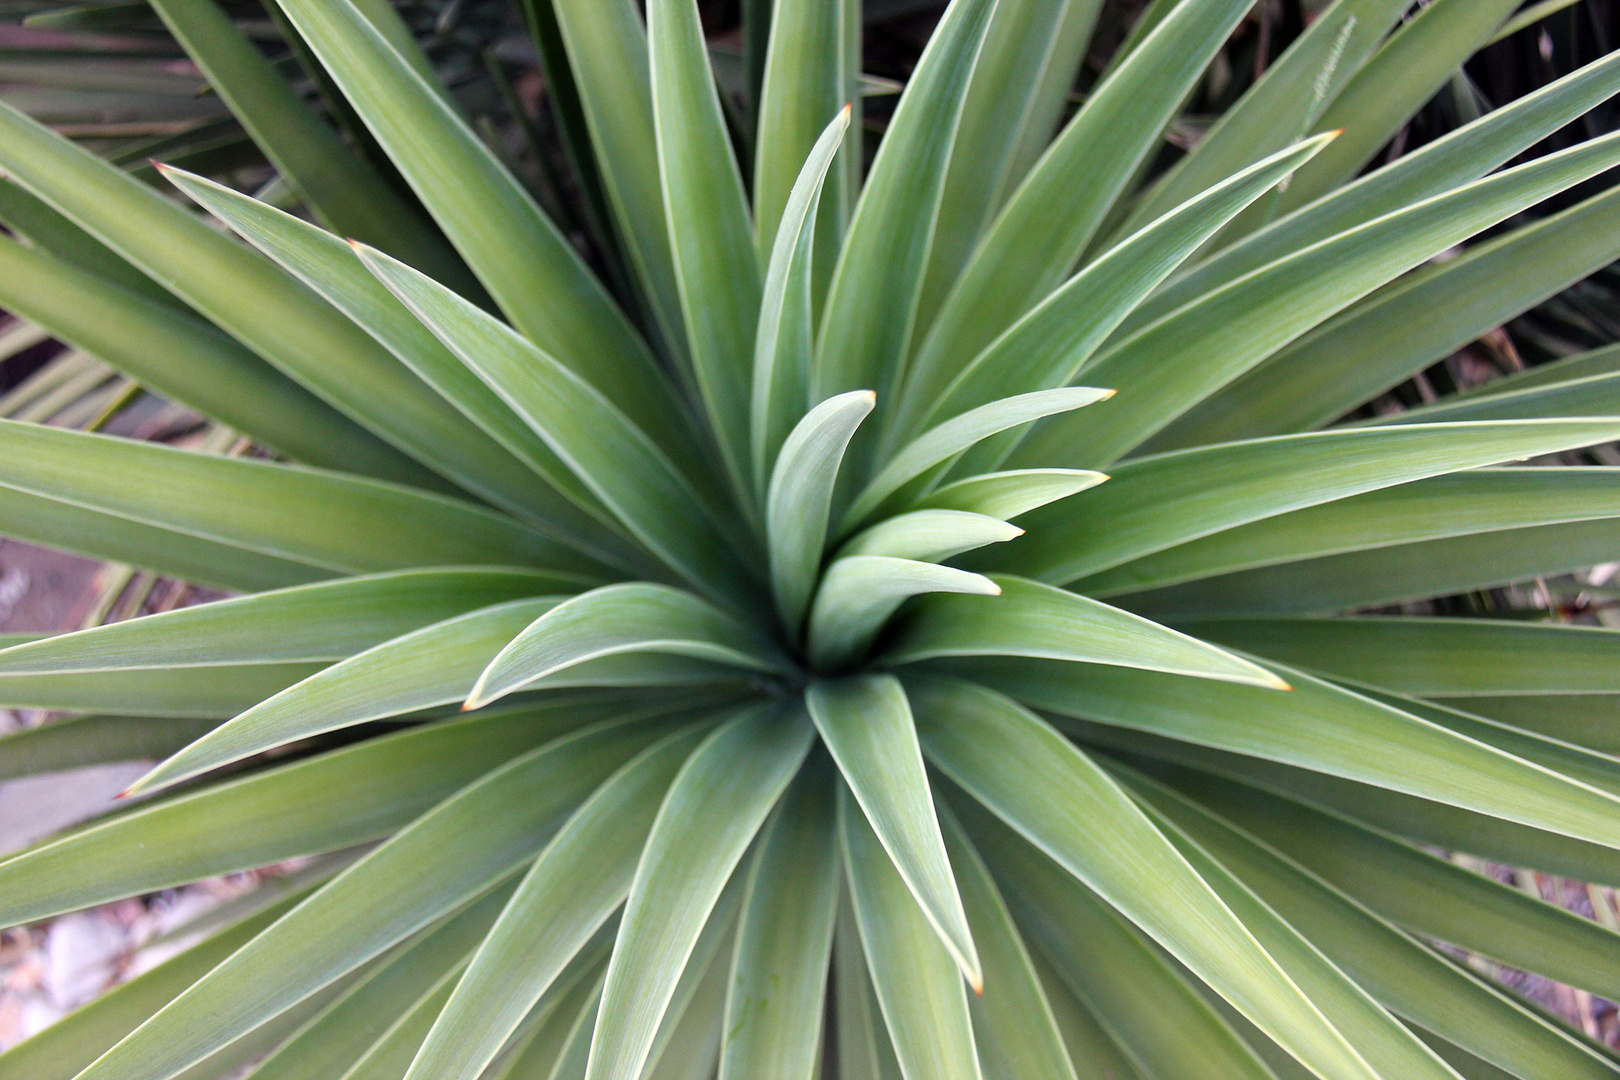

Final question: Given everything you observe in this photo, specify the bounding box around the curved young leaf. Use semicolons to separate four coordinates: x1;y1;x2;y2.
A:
767;390;875;634
467;584;789;710
885;575;1287;689
808;557;999;671
584;703;813;1080
807;676;979;987
838;510;1022;563
912;469;1109;520
840;784;983;1080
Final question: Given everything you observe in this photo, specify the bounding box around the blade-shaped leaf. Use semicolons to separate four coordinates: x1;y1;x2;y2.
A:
0;715;219;783
885;575;1287;688
809;557;999;671
838;510;1022;563
767;390;875;634
0;662;324;718
753;107;854;496
1359;369;1620;427
718;754;839;1080
467;584;790;710
584;702;813;1080
0;568;568;673
404;723;712;1080
912;677;1382;1080
840;783;983;1080
845;387;1114;531
912;469;1108;520
991;420;1620;585
355;243;754;608
832;890;905;1080
649;0;761;494
807;676;979;987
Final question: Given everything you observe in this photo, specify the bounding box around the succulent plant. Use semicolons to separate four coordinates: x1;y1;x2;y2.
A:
5;1;1620;1079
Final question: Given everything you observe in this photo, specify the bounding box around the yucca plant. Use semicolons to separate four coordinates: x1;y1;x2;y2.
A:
6;0;1620;1078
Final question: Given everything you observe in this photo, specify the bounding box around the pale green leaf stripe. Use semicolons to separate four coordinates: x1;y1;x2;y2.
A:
650;0;761;495
753;108;853;497
273;0;689;461
1190;617;1620;697
1121;48;1620;340
958;795;1275;1080
913;469;1108;520
808;676;980;986
753;0;857;268
1119;0;1408;240
0;569;571;673
1134;797;1466;1080
838;510;1022;563
917;134;1334;454
718;757;838;1080
1132;517;1620;618
913;678;1382;1080
0;483;332;596
808;558;999;671
639;873;744;1080
251;883;511;1080
74;716;670;1080
1065;708;1620;892
905;0;1255;413
840;783;983;1080
934;807;1080;1080
162;169;648;571
585;703;814;1080
467;584;790;710
0;701;616;927
548;0;689;374
404;725;709;1080
1079;468;1620;598
1185;773;1620;1004
0;890;308;1080
0;420;597;583
1359;370;1620;427
0;102;445;490
884;575;1287;689
814;0;997;410
912;0;1103;342
0;715;218;784
1280;0;1523;215
0;234;377;474
126;597;564;795
145;0;464;285
965;655;1620;850
1018;132;1620;467
992;420;1620;585
1168;182;1620;447
0;664;322;719
1433;694;1620;756
357;244;754;609
845;387;1113;530
1122;770;1620;1080
767;390;875;635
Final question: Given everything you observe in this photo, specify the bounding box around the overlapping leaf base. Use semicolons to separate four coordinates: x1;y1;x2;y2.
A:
3;1;1620;1079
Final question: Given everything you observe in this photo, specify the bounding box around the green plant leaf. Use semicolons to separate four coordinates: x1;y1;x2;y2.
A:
993;420;1620;585
0;715;219;783
405;724;710;1080
885;575;1287;689
807;676;979;987
840;782;983;1080
0;663;324;718
912;677;1382;1080
584;702;813;1080
911;469;1109;520
356;244;754;609
270;0;687;461
837;510;1022;563
649;0;761;495
718;755;839;1080
0;234;382;473
0;568;571;674
808;558;999;671
1358;370;1620;426
72;714;676;1080
845;387;1114;530
1434;694;1620;755
767;389;875;634
1188;617;1620;697
467;584;789;710
814;0;997;411
753;108;854;497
